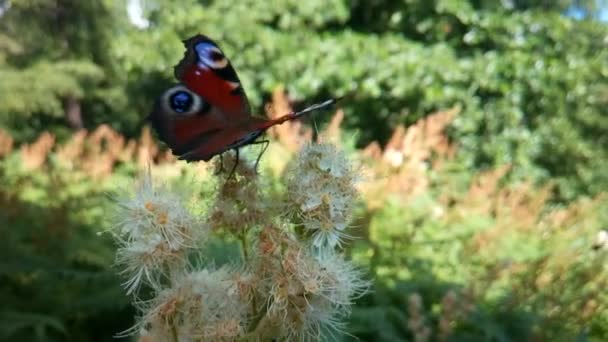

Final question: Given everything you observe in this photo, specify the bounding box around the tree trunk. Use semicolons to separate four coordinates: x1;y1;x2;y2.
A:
64;96;83;130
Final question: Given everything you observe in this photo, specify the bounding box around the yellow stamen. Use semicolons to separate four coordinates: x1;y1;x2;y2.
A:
144;201;156;212
157;212;168;225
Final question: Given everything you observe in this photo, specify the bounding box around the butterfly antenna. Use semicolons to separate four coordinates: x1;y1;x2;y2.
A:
292;96;342;119
263;96;343;129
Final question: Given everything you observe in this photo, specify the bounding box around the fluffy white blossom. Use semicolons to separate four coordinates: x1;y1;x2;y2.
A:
135;267;250;341
113;172;207;294
207;151;269;234
285;143;359;250
261;246;369;341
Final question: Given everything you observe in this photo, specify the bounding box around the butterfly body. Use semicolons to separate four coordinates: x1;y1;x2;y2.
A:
149;34;337;164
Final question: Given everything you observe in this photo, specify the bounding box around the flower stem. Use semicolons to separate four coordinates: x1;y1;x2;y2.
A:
240;233;249;262
239;233;259;319
170;319;179;342
239;314;271;341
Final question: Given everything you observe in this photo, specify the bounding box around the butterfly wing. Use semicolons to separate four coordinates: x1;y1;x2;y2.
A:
149;34;258;162
178;125;266;162
149;84;269;162
174;34;251;122
148;84;228;160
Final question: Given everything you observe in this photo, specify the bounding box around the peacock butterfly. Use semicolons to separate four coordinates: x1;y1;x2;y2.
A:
148;34;338;171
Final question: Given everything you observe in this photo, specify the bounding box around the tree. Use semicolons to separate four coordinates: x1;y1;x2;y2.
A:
0;0;134;141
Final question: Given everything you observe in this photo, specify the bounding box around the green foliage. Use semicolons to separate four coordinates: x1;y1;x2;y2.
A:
0;154;134;341
0;61;104;141
349;162;608;340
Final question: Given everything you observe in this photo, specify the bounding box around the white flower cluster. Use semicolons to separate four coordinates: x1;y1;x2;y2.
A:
208;152;267;234
113;174;207;294
112;143;368;341
139;267;250;341
265;247;368;341
285;143;359;249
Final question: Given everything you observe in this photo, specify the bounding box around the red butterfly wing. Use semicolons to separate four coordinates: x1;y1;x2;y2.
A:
149;84;229;159
174;34;251;122
149;34;259;162
177;124;266;162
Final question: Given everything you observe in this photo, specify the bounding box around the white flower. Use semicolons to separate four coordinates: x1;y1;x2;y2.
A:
207;153;268;234
263;248;369;341
285;143;359;250
315;252;369;308
135;267;250;341
112;172;208;294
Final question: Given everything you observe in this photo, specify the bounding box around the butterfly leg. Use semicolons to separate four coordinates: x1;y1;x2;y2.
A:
214;154;225;175
228;148;239;179
251;139;270;173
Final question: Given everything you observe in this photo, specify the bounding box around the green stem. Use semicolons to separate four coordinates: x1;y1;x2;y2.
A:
239;233;259;319
251;291;258;318
240;233;249;262
170;319;179;342
239;314;271;341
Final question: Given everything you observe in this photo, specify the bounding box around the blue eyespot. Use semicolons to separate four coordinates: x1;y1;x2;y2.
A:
194;42;228;69
195;42;215;59
162;85;208;116
169;91;193;113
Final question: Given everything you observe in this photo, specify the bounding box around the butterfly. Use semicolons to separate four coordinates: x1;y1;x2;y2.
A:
148;34;339;173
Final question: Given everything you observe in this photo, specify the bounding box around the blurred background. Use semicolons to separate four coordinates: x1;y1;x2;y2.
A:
1;0;608;340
